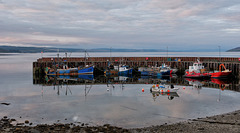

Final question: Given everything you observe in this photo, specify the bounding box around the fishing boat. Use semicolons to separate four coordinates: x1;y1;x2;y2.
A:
184;59;211;79
46;65;94;76
138;67;156;76
156;63;178;76
159;63;171;75
161;63;178;74
46;51;94;76
115;65;133;75
210;64;232;79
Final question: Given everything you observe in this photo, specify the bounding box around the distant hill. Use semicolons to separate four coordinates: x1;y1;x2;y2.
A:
0;46;83;53
227;47;240;52
0;46;165;53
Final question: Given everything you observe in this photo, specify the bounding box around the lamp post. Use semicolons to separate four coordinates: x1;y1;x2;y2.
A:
218;46;221;62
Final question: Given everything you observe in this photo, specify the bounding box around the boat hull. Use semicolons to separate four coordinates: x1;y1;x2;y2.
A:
139;71;153;76
159;70;171;75
47;66;94;76
210;71;232;79
118;68;133;75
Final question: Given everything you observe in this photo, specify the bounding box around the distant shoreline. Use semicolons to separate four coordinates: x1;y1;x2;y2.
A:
1;46;239;53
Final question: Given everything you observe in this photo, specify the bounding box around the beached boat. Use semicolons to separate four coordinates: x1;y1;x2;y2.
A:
150;84;179;101
150;84;179;93
184;59;211;79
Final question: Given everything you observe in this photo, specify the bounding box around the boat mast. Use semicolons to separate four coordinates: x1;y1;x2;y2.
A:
110;47;112;63
84;49;87;67
57;49;60;68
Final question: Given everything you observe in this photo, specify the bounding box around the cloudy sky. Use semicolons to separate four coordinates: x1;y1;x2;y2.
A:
0;0;239;51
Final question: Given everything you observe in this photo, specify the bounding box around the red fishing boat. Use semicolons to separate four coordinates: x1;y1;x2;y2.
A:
210;64;232;79
184;59;211;79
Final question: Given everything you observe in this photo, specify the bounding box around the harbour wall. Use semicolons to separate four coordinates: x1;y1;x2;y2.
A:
33;56;240;77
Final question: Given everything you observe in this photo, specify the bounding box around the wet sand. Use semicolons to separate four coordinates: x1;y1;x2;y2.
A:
1;110;240;133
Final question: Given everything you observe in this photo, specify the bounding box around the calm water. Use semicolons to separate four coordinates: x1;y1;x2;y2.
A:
0;52;240;128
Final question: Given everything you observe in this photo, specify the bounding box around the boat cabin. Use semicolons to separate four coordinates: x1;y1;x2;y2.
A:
189;59;204;73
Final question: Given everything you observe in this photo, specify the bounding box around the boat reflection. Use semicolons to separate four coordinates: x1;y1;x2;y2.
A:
184;77;233;94
210;78;231;91
46;75;94;82
34;73;238;93
151;91;179;101
185;78;205;89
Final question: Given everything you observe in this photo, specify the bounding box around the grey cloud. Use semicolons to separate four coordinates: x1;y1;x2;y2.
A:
0;0;239;51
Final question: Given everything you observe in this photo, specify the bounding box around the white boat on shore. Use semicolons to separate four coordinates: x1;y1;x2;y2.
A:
150;84;179;93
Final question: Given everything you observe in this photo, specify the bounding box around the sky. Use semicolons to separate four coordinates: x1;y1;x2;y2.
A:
0;0;239;51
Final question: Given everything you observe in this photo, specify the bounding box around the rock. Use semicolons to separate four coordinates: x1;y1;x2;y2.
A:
198;127;204;130
16;123;24;126
1;103;10;106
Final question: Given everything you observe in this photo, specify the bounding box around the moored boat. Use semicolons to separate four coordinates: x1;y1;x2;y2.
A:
138;67;155;76
46;64;94;76
210;64;232;79
184;59;211;79
159;63;171;76
115;65;133;75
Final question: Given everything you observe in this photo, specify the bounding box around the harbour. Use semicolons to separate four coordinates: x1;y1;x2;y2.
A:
33;56;240;78
1;52;240;132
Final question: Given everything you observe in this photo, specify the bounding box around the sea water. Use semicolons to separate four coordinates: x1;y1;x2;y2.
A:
0;52;240;128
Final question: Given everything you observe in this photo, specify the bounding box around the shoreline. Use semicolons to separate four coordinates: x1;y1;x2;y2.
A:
1;110;240;133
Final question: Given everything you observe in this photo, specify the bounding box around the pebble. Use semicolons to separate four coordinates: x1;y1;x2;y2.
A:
25;120;30;124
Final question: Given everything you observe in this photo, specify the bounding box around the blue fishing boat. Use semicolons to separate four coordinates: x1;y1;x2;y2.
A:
46;51;94;76
46;65;94;76
158;63;171;76
138;67;155;76
116;65;133;75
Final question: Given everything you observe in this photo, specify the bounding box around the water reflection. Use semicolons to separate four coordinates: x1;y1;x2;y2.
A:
184;77;235;92
34;74;239;93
